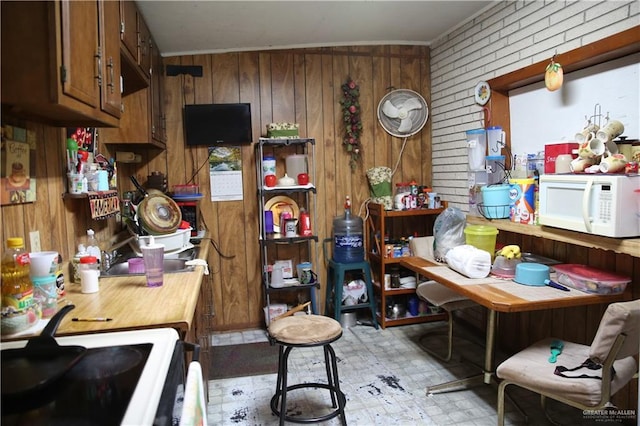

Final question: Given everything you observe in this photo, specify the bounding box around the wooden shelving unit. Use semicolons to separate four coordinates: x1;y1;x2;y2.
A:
365;202;448;328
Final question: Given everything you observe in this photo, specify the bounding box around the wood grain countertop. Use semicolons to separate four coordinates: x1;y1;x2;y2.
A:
466;216;640;257
2;236;210;341
400;256;631;313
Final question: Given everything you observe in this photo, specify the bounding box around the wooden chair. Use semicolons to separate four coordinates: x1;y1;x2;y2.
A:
496;300;640;425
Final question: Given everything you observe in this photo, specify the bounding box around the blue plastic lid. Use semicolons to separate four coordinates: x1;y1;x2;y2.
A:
486;155;505;160
466;129;486;135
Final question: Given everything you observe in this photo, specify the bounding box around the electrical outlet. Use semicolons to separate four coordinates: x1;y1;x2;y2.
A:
29;231;41;253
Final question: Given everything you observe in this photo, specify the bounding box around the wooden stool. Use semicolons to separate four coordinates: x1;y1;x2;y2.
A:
268;315;347;425
325;259;378;329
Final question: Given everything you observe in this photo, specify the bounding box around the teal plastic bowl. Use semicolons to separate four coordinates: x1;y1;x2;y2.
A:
514;263;550;286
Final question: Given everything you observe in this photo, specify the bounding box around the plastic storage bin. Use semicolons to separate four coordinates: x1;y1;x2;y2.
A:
464;225;499;260
554;264;631;295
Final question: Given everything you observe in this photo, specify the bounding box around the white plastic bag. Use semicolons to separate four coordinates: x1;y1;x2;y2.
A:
445;244;491;279
433;207;466;262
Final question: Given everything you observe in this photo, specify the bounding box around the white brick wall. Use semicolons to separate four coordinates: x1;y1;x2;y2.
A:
430;0;639;210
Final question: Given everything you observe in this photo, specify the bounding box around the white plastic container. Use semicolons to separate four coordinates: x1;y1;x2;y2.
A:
466;129;487;171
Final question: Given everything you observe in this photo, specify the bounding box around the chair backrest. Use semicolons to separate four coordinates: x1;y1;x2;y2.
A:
589;299;640;363
409;236;435;261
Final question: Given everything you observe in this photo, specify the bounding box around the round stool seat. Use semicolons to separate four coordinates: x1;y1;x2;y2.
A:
269;314;342;345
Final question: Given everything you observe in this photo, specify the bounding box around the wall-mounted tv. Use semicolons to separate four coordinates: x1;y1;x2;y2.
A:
183;103;252;146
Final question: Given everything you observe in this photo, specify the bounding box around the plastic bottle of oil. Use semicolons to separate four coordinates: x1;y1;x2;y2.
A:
1;237;38;334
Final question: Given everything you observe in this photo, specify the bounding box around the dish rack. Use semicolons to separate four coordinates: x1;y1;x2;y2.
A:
477;203;510;220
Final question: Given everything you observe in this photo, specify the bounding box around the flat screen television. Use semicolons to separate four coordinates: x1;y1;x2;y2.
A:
183;103;252;146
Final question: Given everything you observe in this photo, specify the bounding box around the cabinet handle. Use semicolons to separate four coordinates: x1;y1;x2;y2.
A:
94;47;102;86
106;57;115;94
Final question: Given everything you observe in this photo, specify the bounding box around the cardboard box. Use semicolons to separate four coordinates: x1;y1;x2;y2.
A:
544;142;578;173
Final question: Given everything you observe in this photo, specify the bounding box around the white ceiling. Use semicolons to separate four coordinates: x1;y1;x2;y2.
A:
136;1;495;57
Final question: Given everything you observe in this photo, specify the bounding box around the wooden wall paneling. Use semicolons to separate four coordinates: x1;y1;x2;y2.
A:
388;46;407;184
398;47;423;187
208;53;247;326
319;50;337;261
371;46;391;169
42;126;67;253
349;47;374;215
419;49;432;187
332;51;351;212
302;52;327;309
239;51;262;325
258;52;274;130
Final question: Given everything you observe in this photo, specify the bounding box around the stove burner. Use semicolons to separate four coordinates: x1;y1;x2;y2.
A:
68;346;144;380
2;343;152;425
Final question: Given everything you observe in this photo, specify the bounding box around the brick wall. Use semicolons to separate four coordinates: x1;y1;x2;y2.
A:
429;0;639;209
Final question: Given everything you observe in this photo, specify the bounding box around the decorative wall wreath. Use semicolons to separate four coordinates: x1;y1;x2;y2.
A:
339;78;363;169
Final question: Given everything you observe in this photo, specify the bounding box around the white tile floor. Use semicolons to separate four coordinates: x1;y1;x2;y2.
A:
207;320;635;425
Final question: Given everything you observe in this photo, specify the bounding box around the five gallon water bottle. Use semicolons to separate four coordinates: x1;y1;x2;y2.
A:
332;196;364;263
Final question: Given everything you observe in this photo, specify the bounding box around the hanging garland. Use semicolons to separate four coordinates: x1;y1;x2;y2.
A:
339;77;363;170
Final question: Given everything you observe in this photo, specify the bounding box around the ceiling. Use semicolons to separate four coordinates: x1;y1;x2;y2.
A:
136;1;494;57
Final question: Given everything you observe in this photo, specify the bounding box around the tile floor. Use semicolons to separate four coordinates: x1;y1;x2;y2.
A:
207;319;635;425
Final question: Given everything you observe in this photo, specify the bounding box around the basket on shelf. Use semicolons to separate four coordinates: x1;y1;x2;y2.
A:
477;203;510;220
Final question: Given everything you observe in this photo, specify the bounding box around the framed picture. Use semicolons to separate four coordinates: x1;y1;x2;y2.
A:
1;124;36;205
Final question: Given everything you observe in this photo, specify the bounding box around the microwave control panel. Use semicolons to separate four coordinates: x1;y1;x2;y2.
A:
597;184;612;222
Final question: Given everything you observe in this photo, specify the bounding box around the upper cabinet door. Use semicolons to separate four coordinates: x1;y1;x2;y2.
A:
120;0;138;62
1;0;119;127
100;0;122;118
59;1;100;108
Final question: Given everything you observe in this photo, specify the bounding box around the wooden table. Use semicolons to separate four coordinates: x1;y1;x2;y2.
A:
400;256;631;393
3;242;210;341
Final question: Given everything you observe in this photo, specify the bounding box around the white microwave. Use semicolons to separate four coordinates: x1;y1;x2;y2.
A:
539;174;640;238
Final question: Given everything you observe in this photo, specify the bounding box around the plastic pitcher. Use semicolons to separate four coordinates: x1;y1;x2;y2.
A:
466;129;487;171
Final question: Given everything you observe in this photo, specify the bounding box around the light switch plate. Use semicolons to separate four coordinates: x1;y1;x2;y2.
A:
29;230;41;253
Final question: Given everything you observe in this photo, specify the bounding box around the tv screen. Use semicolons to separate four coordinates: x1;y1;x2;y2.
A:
184;103;252;146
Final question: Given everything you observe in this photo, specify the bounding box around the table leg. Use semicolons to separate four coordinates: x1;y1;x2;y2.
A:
426;310;497;394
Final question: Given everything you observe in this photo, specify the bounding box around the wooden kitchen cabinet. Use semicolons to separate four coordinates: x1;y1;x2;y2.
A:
1;0;121;127
365;202;448;328
118;0;150;95
99;39;166;148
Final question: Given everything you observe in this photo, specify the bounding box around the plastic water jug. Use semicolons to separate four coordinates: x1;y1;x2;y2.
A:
332;196;364;263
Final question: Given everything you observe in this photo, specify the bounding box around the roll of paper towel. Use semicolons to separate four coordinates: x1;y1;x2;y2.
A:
444;244;491;279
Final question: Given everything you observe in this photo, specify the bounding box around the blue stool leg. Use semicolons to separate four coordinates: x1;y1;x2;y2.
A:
362;264;378;329
325;262;334;316
333;264;344;322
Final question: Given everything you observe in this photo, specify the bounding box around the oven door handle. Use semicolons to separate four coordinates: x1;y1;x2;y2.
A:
183;341;201;362
582;178;593;233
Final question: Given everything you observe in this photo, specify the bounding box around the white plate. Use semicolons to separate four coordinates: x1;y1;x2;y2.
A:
474;81;491;105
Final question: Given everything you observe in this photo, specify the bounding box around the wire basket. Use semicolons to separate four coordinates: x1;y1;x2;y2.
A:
477;203;510;220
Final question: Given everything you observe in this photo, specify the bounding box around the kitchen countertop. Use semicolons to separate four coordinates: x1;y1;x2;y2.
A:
2;235;210;341
466;216;640;257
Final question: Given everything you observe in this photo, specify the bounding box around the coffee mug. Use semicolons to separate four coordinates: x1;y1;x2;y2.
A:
555;154;573;174
570;157;595;172
575;123;599;144
284;218;297;237
605;140;619;155
299;268;317;285
599;153;628;173
596;119;625;143
578;137;605;160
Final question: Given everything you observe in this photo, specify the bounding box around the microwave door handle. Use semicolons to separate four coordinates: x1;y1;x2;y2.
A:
582;179;593;233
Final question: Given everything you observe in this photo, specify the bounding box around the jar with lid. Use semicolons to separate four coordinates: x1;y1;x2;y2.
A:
1;237;40;335
79;256;100;294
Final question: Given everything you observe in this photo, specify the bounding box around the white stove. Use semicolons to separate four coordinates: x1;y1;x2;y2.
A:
2;327;180;425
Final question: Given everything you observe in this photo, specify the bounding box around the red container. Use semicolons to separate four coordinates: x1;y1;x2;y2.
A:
544;142;578;173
